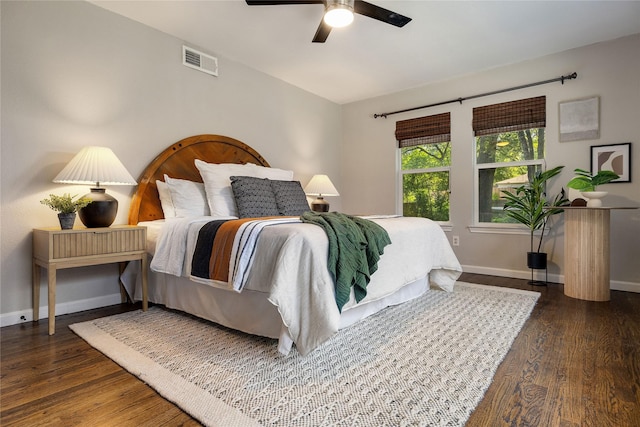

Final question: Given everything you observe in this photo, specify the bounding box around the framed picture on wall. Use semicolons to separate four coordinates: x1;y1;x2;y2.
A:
591;142;631;182
559;96;600;142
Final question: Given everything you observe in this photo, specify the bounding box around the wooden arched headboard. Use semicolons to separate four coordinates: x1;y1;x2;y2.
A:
128;134;270;224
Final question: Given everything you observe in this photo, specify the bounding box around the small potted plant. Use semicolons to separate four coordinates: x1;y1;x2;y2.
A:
501;165;569;283
40;193;92;229
566;168;619;207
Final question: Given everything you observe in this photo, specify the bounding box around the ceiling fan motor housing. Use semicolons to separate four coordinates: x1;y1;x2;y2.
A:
326;0;355;11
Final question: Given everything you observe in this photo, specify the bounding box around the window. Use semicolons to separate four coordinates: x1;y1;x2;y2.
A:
397;112;451;222
473;96;546;224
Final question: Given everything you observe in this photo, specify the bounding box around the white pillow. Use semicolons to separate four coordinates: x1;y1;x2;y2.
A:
156;180;176;218
163;174;210;217
195;160;295;217
195;160;256;217
251;164;294;181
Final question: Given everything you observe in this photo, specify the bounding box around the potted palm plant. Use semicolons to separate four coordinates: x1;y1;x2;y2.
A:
501;165;569;282
40;193;92;229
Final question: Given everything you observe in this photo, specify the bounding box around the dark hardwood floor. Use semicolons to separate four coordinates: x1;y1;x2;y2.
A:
2;273;639;426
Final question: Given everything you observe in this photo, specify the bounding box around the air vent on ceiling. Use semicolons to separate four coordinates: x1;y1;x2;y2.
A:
182;45;218;77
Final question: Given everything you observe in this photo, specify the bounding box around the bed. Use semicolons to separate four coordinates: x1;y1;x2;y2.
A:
122;134;462;356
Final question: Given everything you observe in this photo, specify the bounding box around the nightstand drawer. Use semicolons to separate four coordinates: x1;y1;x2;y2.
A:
34;226;146;261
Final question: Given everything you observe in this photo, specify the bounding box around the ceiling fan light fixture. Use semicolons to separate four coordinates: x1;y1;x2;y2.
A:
324;0;354;28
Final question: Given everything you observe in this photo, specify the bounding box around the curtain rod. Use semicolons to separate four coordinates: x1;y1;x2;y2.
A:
373;72;578;119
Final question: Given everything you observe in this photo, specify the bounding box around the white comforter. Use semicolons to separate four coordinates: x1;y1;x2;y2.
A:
150;216;462;355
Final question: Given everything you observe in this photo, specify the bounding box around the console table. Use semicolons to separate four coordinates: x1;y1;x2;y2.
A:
563;207;637;301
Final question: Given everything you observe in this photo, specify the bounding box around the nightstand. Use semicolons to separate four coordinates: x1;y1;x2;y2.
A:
32;225;148;334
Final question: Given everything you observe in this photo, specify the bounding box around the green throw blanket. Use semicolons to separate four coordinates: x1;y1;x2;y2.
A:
301;212;392;312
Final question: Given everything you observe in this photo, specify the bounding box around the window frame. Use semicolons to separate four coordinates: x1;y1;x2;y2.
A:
395;112;452;226
470;96;547;231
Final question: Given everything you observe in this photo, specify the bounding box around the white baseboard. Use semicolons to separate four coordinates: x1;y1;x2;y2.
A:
462;264;640;294
0;293;122;328
612;280;640;293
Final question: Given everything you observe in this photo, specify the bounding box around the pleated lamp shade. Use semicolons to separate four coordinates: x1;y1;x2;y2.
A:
304;174;339;212
53;146;137;186
53;147;137;228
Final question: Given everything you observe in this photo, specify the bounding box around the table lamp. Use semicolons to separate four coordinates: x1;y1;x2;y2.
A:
53;146;137;228
304;174;339;212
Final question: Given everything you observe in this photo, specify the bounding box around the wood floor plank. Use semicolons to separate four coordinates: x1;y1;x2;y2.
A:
2;274;639;426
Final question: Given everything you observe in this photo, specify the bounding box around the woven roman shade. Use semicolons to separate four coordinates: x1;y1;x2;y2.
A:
396;112;451;148
473;96;546;136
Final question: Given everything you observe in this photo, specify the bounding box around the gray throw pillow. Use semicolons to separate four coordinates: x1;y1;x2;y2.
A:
230;176;279;218
271;180;310;216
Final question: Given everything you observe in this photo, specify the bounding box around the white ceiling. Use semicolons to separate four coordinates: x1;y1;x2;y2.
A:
92;0;640;104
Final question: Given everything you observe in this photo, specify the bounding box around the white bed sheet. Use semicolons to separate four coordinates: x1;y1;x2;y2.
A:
124;216;462;355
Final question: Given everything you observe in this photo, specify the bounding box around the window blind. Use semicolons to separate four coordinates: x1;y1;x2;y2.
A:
472;96;546;136
396;112;451;148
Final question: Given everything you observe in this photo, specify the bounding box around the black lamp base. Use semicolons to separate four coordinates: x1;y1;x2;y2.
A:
79;188;118;228
311;197;330;212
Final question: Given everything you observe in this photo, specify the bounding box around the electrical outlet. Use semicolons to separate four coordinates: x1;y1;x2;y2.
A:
452;235;460;246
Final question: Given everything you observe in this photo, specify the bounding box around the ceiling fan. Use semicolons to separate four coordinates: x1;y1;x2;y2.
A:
245;0;412;43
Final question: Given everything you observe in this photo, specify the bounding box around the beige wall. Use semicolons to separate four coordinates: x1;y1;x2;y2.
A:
0;1;342;324
341;34;640;288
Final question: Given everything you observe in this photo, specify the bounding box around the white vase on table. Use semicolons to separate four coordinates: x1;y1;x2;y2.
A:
581;191;607;207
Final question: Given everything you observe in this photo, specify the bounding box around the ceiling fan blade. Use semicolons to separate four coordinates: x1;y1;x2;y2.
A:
312;19;332;43
245;1;323;5
354;0;411;27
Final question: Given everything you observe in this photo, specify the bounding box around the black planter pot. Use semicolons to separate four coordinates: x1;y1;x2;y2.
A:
527;252;547;269
527;252;547;286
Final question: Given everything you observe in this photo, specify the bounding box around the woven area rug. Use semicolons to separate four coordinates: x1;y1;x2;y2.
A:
70;282;539;427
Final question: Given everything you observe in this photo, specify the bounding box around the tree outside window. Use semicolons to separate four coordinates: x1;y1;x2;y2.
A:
401;142;451;221
476;129;544;223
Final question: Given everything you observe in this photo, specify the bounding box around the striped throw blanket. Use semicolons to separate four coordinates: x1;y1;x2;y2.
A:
190;217;301;291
